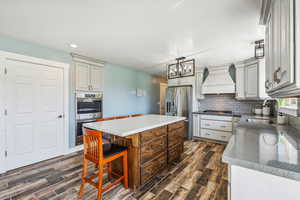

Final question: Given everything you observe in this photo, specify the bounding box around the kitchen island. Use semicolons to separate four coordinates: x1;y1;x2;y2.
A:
84;114;186;190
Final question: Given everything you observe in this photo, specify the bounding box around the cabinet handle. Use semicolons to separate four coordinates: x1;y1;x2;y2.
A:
265;80;270;89
205;124;210;126
220;126;226;128
274;67;281;84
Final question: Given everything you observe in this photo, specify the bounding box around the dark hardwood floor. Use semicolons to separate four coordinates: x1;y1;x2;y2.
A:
0;141;228;200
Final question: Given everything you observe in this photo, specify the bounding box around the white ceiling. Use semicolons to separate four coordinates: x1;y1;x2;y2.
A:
0;0;264;75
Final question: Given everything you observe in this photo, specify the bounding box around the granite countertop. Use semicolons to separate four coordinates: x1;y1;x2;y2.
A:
222;122;300;181
84;114;186;137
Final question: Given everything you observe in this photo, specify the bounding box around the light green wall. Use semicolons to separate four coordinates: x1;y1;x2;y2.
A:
0;35;160;148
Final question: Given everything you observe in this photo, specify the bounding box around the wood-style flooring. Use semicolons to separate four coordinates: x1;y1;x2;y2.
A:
0;141;228;200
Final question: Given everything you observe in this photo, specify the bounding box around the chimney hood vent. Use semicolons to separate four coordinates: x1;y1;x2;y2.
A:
202;65;235;94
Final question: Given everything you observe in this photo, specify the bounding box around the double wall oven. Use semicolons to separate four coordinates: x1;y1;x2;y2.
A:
76;92;103;145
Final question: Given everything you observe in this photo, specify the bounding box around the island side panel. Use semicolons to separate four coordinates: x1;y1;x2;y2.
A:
110;133;141;190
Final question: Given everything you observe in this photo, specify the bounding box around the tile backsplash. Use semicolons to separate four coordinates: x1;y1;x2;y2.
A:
198;94;274;114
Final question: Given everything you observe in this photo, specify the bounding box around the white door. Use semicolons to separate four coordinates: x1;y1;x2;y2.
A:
5;59;64;170
76;62;90;91
90;65;104;92
245;64;258;98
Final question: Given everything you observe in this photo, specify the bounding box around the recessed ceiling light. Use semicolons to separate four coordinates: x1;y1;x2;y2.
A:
69;43;78;48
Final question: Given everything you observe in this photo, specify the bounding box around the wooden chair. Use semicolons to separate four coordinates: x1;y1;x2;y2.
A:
131;114;143;117
96;117;116;122
79;128;128;200
115;115;130;119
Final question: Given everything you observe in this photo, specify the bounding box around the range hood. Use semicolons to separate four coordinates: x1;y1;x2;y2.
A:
202;66;235;94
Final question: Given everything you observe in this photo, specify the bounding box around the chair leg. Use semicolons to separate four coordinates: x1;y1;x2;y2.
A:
79;158;88;198
97;164;104;200
108;162;112;181
123;152;129;189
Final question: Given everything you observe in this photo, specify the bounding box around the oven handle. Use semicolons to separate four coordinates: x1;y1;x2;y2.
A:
77;119;97;123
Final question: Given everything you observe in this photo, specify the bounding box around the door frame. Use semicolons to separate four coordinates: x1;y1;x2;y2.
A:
0;50;70;173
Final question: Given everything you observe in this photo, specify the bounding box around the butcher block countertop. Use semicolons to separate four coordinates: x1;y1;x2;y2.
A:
84;114;186;137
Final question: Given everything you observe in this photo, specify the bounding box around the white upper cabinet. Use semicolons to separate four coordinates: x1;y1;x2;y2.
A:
90;65;104;92
75;62;90;91
195;70;204;99
75;61;104;92
264;0;298;97
235;59;268;100
245;63;259;98
235;64;245;99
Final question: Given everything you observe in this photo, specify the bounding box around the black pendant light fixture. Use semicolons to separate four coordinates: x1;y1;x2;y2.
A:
255;39;264;59
168;57;195;79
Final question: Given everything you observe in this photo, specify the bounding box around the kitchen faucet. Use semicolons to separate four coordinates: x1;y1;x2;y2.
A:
263;97;275;106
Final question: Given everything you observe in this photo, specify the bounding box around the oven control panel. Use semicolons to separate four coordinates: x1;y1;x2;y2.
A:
76;92;103;99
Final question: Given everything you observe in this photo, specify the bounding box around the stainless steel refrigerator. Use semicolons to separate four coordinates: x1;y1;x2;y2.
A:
165;86;192;140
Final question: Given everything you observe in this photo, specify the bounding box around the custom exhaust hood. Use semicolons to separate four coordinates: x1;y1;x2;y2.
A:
202;65;236;94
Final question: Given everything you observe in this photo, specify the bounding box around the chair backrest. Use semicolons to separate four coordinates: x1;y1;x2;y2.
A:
132;114;143;117
83;128;103;163
96;117;116;122
115;115;130;119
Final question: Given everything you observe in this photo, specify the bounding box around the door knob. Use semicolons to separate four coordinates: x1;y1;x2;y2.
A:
58;115;63;118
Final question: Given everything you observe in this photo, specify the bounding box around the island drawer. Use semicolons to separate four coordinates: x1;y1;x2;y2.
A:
168;121;185;132
168;143;183;164
168;127;184;147
141;152;167;185
141;136;167;164
141;126;167;144
201;120;232;132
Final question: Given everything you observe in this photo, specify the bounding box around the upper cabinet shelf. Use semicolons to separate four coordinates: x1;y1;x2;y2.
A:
263;0;300;97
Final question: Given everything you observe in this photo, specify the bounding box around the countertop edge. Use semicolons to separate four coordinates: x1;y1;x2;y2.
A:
84;117;186;137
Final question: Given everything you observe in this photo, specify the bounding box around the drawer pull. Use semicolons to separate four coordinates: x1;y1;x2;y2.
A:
220;126;227;128
205;124;210;126
221;136;226;138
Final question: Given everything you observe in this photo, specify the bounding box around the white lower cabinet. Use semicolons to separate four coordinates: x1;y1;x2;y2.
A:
230;165;300;200
193;114;232;142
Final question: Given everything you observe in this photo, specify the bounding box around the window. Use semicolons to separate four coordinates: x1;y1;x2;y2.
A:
278;98;298;116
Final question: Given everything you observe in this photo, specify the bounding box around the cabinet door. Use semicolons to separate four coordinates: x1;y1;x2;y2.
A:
195;72;204;99
277;0;294;88
75;62;90;91
271;0;281;90
235;67;245;99
265;13;273;92
90;65;104;92
245;64;258;98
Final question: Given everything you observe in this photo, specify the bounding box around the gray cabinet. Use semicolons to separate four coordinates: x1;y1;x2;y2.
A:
264;0;297;97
